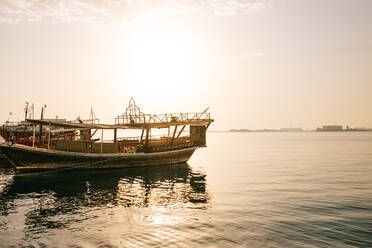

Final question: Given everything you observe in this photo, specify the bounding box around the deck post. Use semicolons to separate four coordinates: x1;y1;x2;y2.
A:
171;125;178;145
38;125;43;146
39;106;44;147
114;128;117;142
25;132;29;146
145;128;149;145
101;129;103;154
47;123;51;149
32;125;36;147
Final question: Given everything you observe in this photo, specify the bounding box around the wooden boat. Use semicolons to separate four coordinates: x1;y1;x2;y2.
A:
0;99;213;170
0;105;78;147
0;122;77;147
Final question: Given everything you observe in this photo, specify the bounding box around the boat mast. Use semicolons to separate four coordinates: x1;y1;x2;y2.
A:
24;102;29;121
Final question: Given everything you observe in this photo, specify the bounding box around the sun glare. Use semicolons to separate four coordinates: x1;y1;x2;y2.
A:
112;16;204;98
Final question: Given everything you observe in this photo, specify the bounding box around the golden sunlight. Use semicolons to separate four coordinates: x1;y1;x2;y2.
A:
112;16;204;97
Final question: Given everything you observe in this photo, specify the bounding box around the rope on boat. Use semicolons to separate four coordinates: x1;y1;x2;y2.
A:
13;157;125;177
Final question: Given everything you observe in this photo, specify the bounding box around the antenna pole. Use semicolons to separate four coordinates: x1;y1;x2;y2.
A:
24;102;29;121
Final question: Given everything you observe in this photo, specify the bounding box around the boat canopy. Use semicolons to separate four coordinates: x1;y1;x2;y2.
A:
26;116;213;130
25;98;213;130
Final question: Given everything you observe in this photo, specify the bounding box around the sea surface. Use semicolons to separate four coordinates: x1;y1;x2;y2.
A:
1;132;372;247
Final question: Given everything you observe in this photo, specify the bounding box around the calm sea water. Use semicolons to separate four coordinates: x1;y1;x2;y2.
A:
1;132;372;247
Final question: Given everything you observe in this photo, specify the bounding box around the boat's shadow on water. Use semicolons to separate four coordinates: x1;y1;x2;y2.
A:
0;163;209;231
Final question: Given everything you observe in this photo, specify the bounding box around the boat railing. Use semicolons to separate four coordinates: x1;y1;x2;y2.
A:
115;111;212;125
2;121;23;127
113;133;189;143
116;136;142;142
114;98;212;125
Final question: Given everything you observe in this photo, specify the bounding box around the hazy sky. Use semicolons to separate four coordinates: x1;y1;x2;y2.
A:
0;0;371;130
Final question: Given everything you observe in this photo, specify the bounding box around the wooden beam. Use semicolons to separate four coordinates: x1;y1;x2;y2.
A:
206;122;211;130
176;125;186;138
140;128;145;142
114;128;117;142
145;128;149;145
100;129;103;154
171;125;178;145
90;129;98;139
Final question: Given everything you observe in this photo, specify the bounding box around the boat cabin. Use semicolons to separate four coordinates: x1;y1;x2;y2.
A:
24;99;214;154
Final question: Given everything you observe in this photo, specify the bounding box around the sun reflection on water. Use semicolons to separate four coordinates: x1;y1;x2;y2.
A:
148;209;183;226
0;163;209;246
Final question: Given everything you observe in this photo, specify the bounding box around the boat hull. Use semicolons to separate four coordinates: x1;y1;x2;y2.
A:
0;144;196;170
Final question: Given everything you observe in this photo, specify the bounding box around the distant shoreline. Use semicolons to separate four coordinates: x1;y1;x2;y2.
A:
208;130;372;133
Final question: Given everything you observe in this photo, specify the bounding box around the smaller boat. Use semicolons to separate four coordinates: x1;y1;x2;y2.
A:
0;103;78;147
0;99;214;170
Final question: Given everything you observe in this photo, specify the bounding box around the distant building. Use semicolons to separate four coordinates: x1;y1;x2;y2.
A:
280;128;303;132
229;129;251;132
322;125;343;131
